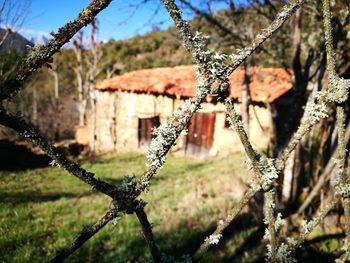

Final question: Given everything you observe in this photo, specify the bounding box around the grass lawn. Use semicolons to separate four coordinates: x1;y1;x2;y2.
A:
0;152;265;262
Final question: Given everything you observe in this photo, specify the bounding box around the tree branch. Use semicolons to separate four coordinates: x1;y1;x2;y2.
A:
264;190;278;262
50;209;118;263
194;187;258;260
287;196;339;252
297;122;350;214
135;205;161;263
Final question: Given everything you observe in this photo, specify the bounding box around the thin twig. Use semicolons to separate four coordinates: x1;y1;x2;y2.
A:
287;196;339;251
322;0;336;76
225;102;261;177
50;209;118;263
274;94;328;172
194;187;257;260
135;76;212;194
322;0;350;259
297;122;350;214
137;0;225;193
264;190;278;262
161;0;212;70
337;252;350;263
226;102;281;261
135;205;161;263
336;106;350;259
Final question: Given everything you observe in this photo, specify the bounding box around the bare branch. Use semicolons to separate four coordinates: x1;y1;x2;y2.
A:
264;190;278;262
135;204;161;263
336;106;350;258
50;209;119;263
194;187;258;260
297;123;350;214
274;92;329;171
287;196;340;252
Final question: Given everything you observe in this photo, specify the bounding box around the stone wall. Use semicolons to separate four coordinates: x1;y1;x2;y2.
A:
76;90;273;155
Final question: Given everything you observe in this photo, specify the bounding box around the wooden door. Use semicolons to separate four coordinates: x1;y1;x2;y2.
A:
138;116;160;147
185;112;216;156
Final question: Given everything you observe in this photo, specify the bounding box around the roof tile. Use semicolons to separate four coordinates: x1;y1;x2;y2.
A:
96;65;293;103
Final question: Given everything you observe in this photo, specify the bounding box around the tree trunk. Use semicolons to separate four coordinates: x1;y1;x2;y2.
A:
90;87;97;153
282;56;327;205
87;18;103;154
73;32;87;127
51;69;60;141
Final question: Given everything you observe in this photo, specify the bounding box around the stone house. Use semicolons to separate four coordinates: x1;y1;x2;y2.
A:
76;65;292;156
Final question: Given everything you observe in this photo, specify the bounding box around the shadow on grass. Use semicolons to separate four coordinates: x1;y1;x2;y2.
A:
0;228;54;257
0;140;51;171
120;211;341;263
116;212;264;262
0;191;95;204
225;224;265;262
294;248;339;263
2;195;342;262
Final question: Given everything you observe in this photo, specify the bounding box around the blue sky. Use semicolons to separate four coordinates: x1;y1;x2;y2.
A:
14;0;228;43
23;0;172;41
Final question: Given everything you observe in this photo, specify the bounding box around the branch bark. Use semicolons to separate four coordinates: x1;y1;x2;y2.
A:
50;209;118;263
135;205;161;263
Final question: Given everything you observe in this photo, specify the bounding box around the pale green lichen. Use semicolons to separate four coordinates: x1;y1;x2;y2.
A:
337;184;350;198
146;121;177;168
257;156;278;190
49;160;61;168
205;234;222;245
276;243;297;263
263;228;271;241
111;216;121;226
274;213;285;232
301;219;312;235
146;76;210;169
140;177;150;192
120;175;136;195
305;101;328;125
190;31;228;79
286;237;297;247
327;75;350;103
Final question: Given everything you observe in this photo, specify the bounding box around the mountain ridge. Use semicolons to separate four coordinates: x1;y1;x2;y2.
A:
0;28;33;53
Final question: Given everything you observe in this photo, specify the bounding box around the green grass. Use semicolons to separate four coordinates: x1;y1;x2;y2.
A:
0;152;263;262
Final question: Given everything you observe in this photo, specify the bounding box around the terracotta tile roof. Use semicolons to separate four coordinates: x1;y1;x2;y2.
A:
96;65;293;103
